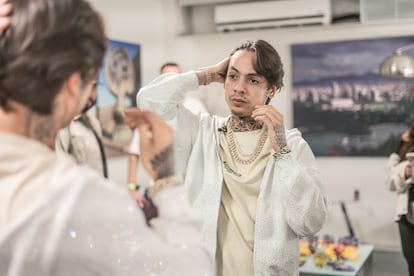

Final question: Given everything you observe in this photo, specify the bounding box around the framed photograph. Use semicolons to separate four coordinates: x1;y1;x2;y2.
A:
291;36;414;156
96;39;141;157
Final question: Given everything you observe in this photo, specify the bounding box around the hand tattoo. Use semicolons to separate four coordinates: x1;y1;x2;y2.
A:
150;144;175;179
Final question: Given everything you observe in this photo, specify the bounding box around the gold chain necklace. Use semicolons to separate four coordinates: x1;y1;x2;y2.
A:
226;118;268;165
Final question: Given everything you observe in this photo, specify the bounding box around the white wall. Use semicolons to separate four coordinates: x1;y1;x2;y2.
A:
88;0;184;84
95;0;414;250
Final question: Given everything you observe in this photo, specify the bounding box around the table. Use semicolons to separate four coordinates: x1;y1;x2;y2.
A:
299;244;374;276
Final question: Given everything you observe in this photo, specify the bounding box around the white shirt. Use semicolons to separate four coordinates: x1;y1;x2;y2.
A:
0;131;214;276
128;128;140;155
127;129;153;187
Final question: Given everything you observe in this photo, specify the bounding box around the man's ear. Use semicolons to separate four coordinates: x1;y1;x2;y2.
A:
62;72;82;99
267;85;278;100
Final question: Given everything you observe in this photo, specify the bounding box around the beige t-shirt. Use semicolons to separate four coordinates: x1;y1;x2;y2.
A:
216;129;271;276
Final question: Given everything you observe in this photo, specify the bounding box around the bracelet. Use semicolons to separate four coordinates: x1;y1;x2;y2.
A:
148;175;182;198
127;182;140;191
273;145;291;160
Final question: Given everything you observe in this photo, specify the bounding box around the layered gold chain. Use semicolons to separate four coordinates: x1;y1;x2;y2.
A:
226;118;268;165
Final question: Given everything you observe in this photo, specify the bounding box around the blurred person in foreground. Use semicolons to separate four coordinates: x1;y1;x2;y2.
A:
386;119;414;276
137;39;329;275
0;0;213;275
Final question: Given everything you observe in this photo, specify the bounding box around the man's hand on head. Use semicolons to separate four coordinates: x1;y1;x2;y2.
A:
197;57;229;86
210;57;229;82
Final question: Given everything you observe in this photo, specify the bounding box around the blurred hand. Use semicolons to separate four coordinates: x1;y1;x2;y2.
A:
129;189;148;209
0;0;12;33
124;109;175;180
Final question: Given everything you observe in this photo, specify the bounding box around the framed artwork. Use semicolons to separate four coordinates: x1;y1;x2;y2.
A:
96;39;141;157
291;36;414;156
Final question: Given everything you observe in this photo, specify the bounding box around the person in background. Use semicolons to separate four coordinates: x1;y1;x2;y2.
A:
55;80;108;178
160;62;182;74
137;39;329;275
386;119;414;276
0;1;214;275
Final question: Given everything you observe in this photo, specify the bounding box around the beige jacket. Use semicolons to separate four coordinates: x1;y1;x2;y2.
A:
55;113;106;177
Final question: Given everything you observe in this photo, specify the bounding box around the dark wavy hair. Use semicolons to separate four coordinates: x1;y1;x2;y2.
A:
0;0;107;115
230;40;284;89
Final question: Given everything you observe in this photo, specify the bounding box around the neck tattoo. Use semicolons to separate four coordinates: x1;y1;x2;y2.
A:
228;115;263;132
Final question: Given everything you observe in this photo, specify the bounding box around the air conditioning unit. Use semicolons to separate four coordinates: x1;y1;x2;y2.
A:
360;0;414;22
214;0;331;32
